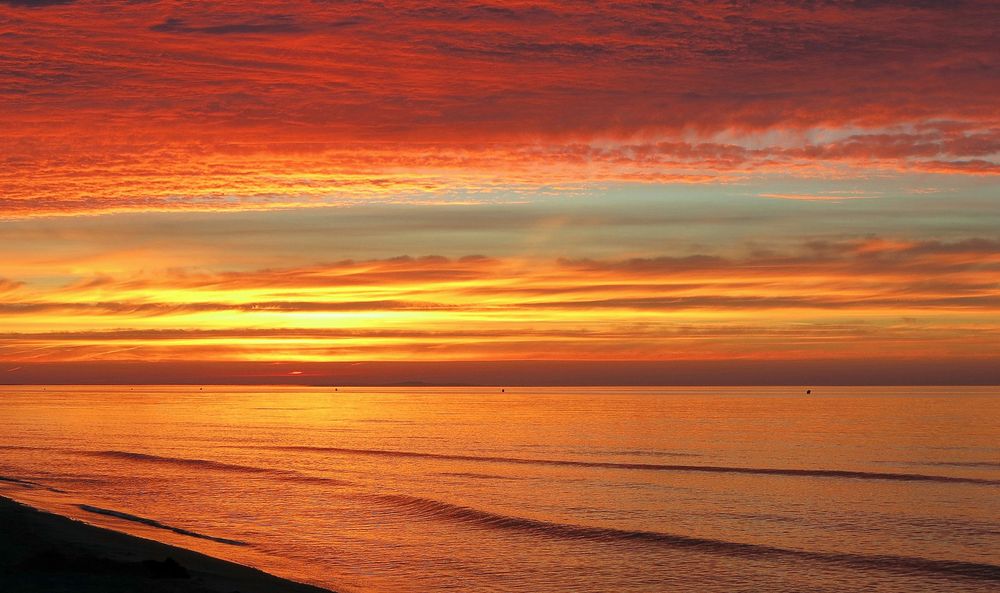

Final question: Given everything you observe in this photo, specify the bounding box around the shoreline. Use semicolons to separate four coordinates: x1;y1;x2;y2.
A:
0;495;333;593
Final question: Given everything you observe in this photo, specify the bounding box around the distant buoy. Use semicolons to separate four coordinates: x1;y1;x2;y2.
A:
501;388;505;393
806;389;812;394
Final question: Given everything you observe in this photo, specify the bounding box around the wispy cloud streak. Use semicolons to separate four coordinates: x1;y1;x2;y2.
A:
1;238;998;362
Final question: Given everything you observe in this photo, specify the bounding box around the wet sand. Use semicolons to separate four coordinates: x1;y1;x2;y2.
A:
0;496;333;593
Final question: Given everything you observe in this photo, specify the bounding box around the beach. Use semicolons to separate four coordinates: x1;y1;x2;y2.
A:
0;495;331;593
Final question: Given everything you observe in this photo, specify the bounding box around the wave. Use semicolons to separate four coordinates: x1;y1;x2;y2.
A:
571;448;701;458
0;474;41;488
78;505;249;546
90;451;351;486
927;461;1000;469
271;446;1000;485
93;450;279;473
877;459;1000;470
438;472;520;481
376;494;1000;582
0;474;66;493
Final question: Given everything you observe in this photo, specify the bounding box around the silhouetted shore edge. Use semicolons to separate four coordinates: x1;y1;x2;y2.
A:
0;495;333;593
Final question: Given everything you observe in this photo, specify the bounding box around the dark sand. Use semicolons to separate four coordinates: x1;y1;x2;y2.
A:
0;496;333;593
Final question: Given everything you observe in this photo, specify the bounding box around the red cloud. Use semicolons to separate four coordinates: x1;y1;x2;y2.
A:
0;1;996;215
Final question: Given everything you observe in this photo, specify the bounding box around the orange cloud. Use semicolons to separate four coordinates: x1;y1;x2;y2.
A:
1;238;998;364
1;2;997;383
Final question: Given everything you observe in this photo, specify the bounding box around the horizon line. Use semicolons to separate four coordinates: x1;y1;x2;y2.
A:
2;382;998;388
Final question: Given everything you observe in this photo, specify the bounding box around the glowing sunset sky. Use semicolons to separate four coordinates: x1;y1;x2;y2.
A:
1;1;998;384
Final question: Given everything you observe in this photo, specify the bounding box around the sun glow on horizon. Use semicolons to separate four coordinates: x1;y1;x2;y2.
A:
1;1;998;383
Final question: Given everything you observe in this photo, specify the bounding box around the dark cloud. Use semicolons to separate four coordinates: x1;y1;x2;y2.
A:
0;0;75;7
0;299;447;316
528;294;1000;311
150;15;303;35
0;327;616;342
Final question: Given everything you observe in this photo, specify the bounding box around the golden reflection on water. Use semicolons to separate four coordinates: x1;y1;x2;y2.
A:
1;386;998;593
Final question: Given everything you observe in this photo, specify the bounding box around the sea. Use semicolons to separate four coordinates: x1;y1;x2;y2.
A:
0;386;997;593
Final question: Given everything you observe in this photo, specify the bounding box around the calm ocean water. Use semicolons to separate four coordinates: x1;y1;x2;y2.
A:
0;386;998;592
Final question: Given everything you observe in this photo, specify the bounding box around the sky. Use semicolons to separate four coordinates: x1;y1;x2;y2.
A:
1;0;998;384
